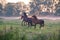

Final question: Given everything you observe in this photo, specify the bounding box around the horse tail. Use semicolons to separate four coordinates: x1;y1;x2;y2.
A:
42;20;44;27
39;19;44;27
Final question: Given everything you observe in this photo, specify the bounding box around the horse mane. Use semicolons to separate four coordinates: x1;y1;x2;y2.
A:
23;12;28;18
32;15;37;20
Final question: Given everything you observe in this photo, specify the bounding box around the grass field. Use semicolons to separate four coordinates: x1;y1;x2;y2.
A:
0;19;60;40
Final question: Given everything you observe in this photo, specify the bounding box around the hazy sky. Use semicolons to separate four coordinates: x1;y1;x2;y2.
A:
6;0;31;4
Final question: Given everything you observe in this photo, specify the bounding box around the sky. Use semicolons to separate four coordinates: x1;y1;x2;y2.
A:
6;0;31;5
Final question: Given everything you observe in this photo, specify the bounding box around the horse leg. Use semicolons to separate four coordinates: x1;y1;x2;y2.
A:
40;24;41;28
30;21;33;26
40;23;44;29
42;21;44;27
42;23;44;27
26;22;27;25
40;24;42;28
34;24;36;29
28;22;30;27
21;20;24;26
23;21;25;26
41;22;44;27
24;22;27;26
28;20;32;27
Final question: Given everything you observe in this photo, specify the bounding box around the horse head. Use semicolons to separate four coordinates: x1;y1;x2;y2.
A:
21;16;24;19
23;12;27;18
32;15;37;20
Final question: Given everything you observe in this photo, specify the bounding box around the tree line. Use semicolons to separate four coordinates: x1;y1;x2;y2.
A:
0;1;60;17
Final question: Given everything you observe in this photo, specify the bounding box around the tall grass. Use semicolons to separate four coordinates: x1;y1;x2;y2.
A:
0;19;60;40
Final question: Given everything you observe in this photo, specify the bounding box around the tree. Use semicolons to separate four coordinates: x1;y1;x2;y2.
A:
0;3;3;16
54;9;60;16
54;1;60;16
5;3;14;16
30;0;40;15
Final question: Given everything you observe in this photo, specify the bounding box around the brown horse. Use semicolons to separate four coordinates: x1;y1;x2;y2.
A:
31;15;44;28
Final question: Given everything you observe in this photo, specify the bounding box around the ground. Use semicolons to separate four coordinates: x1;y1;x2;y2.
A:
0;18;60;40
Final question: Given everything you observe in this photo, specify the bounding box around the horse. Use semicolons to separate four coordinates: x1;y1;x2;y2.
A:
21;15;27;26
31;15;44;28
21;14;33;27
21;12;44;28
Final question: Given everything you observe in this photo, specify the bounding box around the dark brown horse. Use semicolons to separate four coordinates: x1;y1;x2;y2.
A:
32;15;44;28
21;13;33;27
21;15;27;26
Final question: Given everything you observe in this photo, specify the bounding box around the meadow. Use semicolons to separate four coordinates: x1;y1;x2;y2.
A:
0;18;60;40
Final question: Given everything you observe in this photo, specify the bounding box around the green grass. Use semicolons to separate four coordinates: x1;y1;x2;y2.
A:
0;19;60;40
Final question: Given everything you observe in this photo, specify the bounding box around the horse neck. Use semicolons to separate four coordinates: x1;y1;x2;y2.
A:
21;16;24;19
24;14;28;18
33;16;38;20
35;18;38;20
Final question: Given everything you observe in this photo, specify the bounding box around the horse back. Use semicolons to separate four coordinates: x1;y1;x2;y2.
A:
39;19;44;24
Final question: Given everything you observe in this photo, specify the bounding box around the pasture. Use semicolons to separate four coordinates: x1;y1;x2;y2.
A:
0;18;60;40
